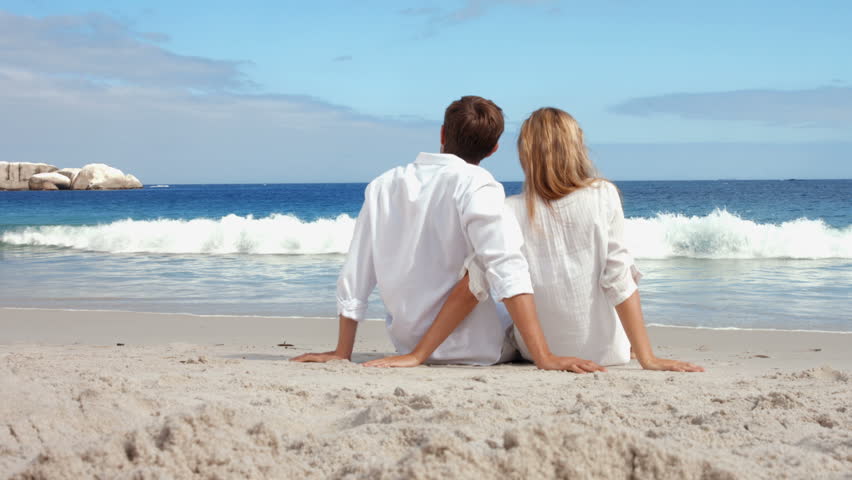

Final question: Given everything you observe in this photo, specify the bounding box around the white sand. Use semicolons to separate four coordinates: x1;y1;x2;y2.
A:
1;308;850;479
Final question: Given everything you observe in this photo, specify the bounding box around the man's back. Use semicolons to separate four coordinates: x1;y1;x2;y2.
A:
337;152;527;365
296;96;608;373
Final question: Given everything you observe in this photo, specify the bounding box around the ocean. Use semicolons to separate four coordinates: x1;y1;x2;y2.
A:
1;180;850;332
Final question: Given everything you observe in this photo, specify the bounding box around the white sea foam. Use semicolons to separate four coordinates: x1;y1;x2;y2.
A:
1;214;355;255
625;209;852;259
2;209;850;258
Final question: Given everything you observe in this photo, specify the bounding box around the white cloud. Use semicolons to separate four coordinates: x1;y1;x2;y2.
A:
610;87;852;128
0;11;249;89
0;67;440;183
0;11;441;183
400;0;558;37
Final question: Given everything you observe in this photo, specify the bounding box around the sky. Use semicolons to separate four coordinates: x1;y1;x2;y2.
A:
0;0;850;183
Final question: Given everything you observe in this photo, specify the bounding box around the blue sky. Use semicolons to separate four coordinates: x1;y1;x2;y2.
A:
0;0;850;182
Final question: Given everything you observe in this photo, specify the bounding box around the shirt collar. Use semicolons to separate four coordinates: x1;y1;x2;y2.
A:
414;152;467;166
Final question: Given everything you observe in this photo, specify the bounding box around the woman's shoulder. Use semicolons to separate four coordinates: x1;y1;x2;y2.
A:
504;193;527;218
505;193;528;212
505;181;619;215
505;193;524;206
596;180;623;208
586;178;617;192
577;179;620;204
595;179;621;198
547;179;615;204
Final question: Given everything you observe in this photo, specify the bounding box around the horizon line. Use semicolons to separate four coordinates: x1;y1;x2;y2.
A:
134;178;852;186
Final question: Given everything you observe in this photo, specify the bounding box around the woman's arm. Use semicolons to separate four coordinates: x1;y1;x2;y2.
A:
364;274;479;367
616;290;704;372
600;183;702;372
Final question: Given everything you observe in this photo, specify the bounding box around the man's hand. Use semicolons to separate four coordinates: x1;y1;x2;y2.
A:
290;351;349;363
535;354;607;373
502;294;605;374
363;353;423;368
639;356;704;372
292;316;358;363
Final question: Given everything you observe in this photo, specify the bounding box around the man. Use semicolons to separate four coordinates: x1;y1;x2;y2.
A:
293;96;604;372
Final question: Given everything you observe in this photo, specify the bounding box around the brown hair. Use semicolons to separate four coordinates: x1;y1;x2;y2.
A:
517;107;601;221
442;96;504;165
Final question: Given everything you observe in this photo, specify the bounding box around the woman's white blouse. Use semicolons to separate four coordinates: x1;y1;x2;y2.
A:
501;181;642;366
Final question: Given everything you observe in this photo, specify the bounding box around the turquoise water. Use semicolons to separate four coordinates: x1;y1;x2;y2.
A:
1;180;850;331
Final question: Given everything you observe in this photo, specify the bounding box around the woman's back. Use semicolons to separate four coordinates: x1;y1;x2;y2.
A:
506;181;641;366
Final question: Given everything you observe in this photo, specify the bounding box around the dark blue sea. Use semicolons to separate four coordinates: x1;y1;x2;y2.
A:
1;180;850;331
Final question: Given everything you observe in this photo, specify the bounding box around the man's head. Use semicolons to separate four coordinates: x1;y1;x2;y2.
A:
441;96;504;165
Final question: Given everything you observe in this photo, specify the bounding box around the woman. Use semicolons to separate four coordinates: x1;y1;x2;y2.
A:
367;108;702;372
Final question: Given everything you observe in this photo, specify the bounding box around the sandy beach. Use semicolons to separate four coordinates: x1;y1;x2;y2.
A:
1;307;850;479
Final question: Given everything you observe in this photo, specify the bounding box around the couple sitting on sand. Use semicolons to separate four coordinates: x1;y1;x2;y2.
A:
294;96;702;373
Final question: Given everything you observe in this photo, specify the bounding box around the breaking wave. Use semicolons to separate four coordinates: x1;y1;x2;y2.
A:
2;209;850;259
625;209;852;259
0;214;355;255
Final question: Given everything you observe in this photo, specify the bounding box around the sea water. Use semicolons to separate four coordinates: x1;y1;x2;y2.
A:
1;180;850;331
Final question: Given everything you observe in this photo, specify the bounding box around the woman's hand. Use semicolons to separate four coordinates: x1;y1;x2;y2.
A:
291;350;349;363
639;356;704;372
614;291;704;373
363;353;424;368
536;354;607;373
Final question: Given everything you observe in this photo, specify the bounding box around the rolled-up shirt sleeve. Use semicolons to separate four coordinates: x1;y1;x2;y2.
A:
336;185;377;321
600;183;642;306
459;254;490;302
459;180;533;301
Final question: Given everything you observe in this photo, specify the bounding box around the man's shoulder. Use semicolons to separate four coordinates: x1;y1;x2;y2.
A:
420;152;497;183
369;165;403;183
449;160;498;183
368;155;498;190
365;164;409;191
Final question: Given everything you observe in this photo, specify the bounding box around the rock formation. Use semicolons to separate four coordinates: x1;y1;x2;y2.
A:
0;162;58;190
0;162;142;191
70;164;143;190
56;168;82;184
29;172;72;190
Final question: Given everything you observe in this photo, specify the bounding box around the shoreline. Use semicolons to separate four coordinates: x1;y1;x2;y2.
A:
4;307;851;335
1;308;850;478
2;308;851;373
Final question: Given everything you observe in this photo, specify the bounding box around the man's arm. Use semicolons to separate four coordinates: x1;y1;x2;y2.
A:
292;315;358;362
292;185;377;363
364;274;478;367
504;294;605;373
364;277;604;372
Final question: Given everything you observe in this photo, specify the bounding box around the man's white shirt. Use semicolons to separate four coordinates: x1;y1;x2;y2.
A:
336;152;533;365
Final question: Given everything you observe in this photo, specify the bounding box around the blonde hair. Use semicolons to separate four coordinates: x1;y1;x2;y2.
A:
517;107;600;221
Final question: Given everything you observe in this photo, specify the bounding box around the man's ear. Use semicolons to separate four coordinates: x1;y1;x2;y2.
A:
440;125;446;148
485;142;499;158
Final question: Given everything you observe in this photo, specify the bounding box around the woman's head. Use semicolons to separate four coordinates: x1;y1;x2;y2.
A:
517;107;599;219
